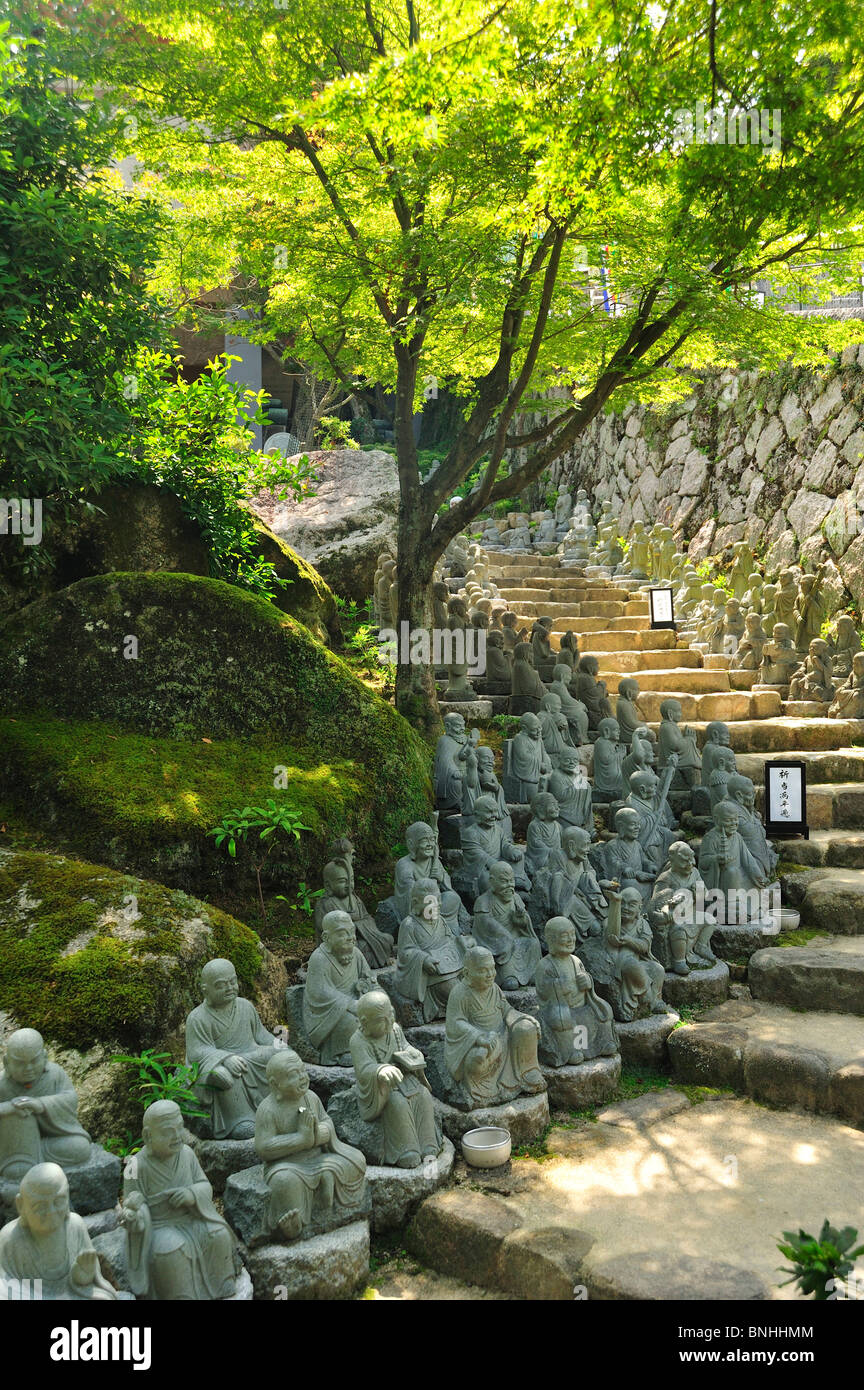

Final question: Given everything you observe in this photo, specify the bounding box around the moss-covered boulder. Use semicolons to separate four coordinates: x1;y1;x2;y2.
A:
0;849;285;1139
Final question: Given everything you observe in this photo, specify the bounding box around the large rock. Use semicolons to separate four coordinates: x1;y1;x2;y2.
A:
749;945;864;1015
252;448;400;601
244;1221;370;1300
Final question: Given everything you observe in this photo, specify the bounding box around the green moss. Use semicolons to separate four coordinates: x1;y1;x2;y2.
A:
775;928;831;948
0;849;262;1051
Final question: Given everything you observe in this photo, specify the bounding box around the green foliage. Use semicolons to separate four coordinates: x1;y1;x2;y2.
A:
777;1221;864;1300
693;559;732;595
278;881;325;916
103;1132;142;1158
488;714;522;739
210;799;312;926
111;1047;209;1120
314;415;359;449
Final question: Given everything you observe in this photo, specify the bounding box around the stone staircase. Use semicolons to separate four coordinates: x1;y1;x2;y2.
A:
485;551;864;1128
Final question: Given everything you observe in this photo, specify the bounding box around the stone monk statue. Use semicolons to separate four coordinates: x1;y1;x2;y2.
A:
444;947;546;1108
303;912;376;1065
0;1029;91;1182
471;862;542;990
315;858;393;969
395;880;466;1022
502;712;552;803
536;918;618;1068
185;959;281;1140
0;1164;117;1300
254;1050;366;1241
350;992;442;1169
121;1100;239;1300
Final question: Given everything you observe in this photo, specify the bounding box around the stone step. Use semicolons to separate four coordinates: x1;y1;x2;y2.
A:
556;629;677;652
738;749;864;787
496;587;630;605
508;600;643;619
783;868;864;934
612;668;731;694
495;579;633;597
781;829;864;869
749;939;864;1016
668;998;864;1125
512;614;651;634
637;689;782;722
754;781;864;829
669;717;864;754
595;649;704;673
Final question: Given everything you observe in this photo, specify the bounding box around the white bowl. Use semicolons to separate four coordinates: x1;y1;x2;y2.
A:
461;1126;512;1168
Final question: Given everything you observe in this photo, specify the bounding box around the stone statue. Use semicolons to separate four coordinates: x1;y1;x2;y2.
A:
531;618;557;681
829;651;864;719
501;712;551;802
477;631;513;695
350;992;442;1168
616;678;642;748
622;725;656;783
732;612;769;671
471;862;542;989
789;638;835;704
577;887;672;1022
627;520;650;579
315;858;393;969
530;825;609;941
549;665;589;745
121;1100;239;1299
0;1164;118;1300
592;716;626;800
525;791;563;876
575;656;613;731
395;880;466;1021
444;947;546;1107
510;642;547;714
648;842;717;975
700;722;735;783
0;1029;91;1181
698;801;769;921
701;590;728;654
728;541;755;601
726;775;779;880
538;691;576;767
705;746;737;815
625;764;678;874
657;698;701;790
376;559;397;629
555;490;573;532
434;712;480;811
254;1050;366;1241
547;745;593;833
760;623;801;688
559;631;581;670
501;611;528;653
830;615;862;680
794;570;828;654
186;960;281;1140
432;580;450;631
303;912;376;1065
772;569;798;630
741;572;764;615
466;745;512;836
722;598;745;654
761;582;778;632
458;794;528;897
389;821;454;924
592;805;655;901
536;919;618;1067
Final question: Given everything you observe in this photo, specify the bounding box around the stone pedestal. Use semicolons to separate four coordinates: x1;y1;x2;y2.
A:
615;1013;680;1069
223;1163;371;1248
439;698;492;720
541;1055;620;1110
192;1137;258;1194
365;1144;455;1232
0;1144;120;1223
435;1091;550;1146
661;960;729;1010
243;1221;370;1300
712;919;780;959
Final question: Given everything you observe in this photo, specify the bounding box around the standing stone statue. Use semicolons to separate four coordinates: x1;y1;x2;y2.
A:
648;843;717;976
510;642;547;714
501;712;552;802
186;960;281;1140
547;745;593;834
434;713;480;811
0;1164;118;1300
536;919;618;1067
525;791;564;876
616;679;642;748
772;569;798;630
254;1050;366;1241
303;912;376;1065
395;880;466;1021
315;858;394;969
0;1029;91;1181
728;541;755;601
627;520;650;579
555;490;573;533
350;992;442;1168
121;1100;239;1299
592;717;626;800
726;775;779;880
657;699;701;790
444;947;546;1107
829;651;864;718
471;862;542;989
794;570;828;654
698;801;769;922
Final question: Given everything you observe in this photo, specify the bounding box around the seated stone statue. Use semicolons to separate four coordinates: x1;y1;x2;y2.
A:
530;825;609;942
829;651;864;719
577;887;672;1023
186;959;281;1140
615;678;642;748
510;642;547;714
531;617;557;681
538;691;575;768
789;638;835;704
0;1164;117;1300
465;745;512;835
760;622;801;687
547;745;593;833
625;764;678;874
732;612;769;671
536;918;618;1067
701;590;728;653
831;615;862;681
591;806;655;902
501;611;528;653
395;880;466;1021
548;665;589;745
315;857;393;969
458;794;528;897
303;913;376;1065
254;1050;366;1241
575;655;613;731
121;1100;239;1299
501;712;552;803
386;821;455;926
476;631;512;695
444;947;546;1107
525;790;563;876
700;722;735;782
472;862;542;989
434;712;480;811
648;842;717;976
622;725;655;783
0;1029;91;1182
722;598;745;654
592;716;626;800
559;631;581;670
349;992;442;1168
726;774;779;880
706;746;737;814
657;699;701;790
698;800;769;924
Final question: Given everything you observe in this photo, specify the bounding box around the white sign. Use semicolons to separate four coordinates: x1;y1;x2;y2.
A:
767;765;803;822
650;588;674;625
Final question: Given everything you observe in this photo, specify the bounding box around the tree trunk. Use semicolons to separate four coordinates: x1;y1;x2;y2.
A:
393;516;442;742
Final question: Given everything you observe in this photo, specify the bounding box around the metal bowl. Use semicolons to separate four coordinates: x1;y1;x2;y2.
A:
461;1126;512;1168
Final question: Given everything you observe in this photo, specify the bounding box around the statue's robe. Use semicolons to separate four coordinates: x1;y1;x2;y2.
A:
606;913;665;1021
625;792;676;873
350;1022;440;1165
303;946;375;1064
535;953;617;1066
395;914;465;1021
593;835;653;903
539;708;574;766
616;696;642;749
525;816;562;877
0;1061;91;1180
574;672;612;729
314;890;393;969
123;1143;237;1299
256;1089;366;1230
658;721;701;780
459;821;528;894
471;891;541;987
510;659;545;713
186;998;279;1139
549;682;589;744
0;1214;117;1300
547;767;593;833
534;855;607;941
506;733;549;801
445;980;544;1106
730;806;778;880
698;827;766;914
467;774;513;840
592;736;625;798
434;732;470;809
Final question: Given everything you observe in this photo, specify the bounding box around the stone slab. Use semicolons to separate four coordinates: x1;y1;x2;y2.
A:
712;919;780;958
800;870;864;934
661;960;730;1009
750;942;864;1015
597;1089;692;1128
244;1220;370;1300
585;1251;768;1301
366;1142;456;1233
223;1162;371;1248
615;1013;680;1069
436;1090;550;1146
541;1054;620;1110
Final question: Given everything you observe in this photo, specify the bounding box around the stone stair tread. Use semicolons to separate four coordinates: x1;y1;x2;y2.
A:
648;717;864;753
750;939;864;1015
785;829;864;868
683;997;864;1067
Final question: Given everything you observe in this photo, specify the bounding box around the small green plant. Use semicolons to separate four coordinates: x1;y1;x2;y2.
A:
111;1048;209;1120
103;1131;143;1158
488;714;521;738
209;800;312;926
314;415;359;449
777;1220;864;1300
277;881;325;916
